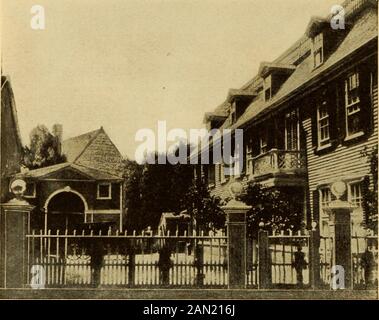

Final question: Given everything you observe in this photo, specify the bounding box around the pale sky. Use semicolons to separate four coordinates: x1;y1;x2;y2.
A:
1;0;339;159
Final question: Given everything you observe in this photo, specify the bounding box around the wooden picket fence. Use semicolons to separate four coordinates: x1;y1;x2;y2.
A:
26;229;228;288
25;228;378;290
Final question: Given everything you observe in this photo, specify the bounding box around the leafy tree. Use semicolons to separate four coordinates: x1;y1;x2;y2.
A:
23;125;66;169
123;149;194;232
182;178;226;233
361;145;378;233
240;182;303;238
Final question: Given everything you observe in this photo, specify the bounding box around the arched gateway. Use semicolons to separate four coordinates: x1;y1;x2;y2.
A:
44;188;88;231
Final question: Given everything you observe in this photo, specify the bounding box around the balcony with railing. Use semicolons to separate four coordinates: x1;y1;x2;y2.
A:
246;149;307;186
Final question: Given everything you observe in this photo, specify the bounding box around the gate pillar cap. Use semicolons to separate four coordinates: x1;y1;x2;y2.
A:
221;182;251;213
1;198;35;211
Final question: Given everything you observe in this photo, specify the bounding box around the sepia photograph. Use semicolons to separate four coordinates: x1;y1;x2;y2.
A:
0;0;378;305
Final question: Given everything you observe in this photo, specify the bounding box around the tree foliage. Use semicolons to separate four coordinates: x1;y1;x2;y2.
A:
23;125;66;169
361;145;378;233
123;152;194;231
123;144;225;233
240;182;303;238
182;179;226;233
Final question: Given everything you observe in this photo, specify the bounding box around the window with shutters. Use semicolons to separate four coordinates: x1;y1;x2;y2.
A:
345;71;363;138
317;102;330;147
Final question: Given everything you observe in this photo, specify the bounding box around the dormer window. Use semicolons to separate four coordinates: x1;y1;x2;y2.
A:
258;63;295;101
230;106;237;124
264;75;272;102
313;32;324;68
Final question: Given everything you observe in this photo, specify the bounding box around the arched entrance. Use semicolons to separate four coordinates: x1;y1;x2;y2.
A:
45;190;87;231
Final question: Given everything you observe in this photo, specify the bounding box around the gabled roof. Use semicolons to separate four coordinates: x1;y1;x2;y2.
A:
305;16;329;38
62;128;103;163
15;162;122;181
258;62;296;78
1;75;23;150
227;89;257;103
231;7;378;130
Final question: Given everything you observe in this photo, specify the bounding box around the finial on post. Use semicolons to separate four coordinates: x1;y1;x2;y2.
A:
6;179;31;206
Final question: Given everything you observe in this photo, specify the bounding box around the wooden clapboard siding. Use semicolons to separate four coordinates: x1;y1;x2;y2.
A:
303;72;378;219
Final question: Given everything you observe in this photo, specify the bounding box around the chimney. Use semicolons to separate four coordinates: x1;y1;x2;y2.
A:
52;124;63;155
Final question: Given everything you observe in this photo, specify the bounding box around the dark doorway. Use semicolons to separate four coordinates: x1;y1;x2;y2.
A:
47;192;85;231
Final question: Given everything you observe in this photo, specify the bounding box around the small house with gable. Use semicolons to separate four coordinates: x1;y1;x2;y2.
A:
16;127;125;232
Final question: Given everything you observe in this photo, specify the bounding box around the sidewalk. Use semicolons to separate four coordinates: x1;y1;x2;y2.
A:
0;288;377;300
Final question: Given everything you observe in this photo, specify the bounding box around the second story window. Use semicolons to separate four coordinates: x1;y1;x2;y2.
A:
313;33;324;68
260;129;269;154
345;72;362;137
246;140;253;175
317;102;330;147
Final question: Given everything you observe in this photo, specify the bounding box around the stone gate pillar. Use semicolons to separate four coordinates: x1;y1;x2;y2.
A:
324;181;355;290
222;182;251;289
0;179;34;288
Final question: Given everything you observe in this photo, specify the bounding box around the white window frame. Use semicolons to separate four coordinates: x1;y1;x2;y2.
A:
319;187;332;236
317;102;331;148
259;132;268;155
97;183;112;200
348;181;363;208
246;140;253;176
345;71;363;139
284;109;300;151
264;76;272;102
208;165;216;188
313;33;324;68
24;182;36;198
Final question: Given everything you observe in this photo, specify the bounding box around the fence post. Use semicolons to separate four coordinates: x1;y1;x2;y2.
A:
128;248;135;286
309;230;321;289
222;182;251;289
258;230;271;289
0;180;35;288
194;243;204;286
